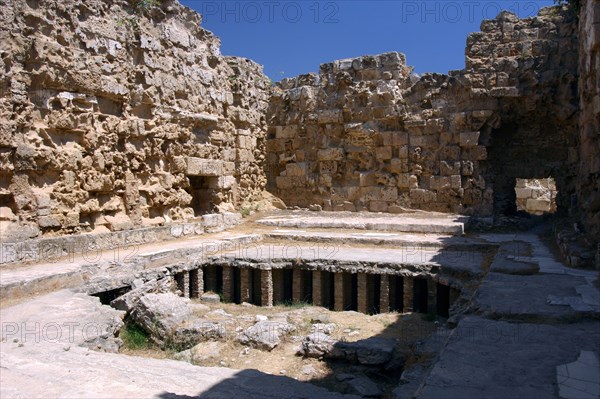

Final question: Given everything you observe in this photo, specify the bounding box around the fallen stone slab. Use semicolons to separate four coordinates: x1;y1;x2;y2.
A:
237;320;296;351
110;278;171;313
131;293;192;346
297;332;338;358
298;334;396;366
336;337;397;366
175;341;223;366
0;290;124;348
172;319;225;349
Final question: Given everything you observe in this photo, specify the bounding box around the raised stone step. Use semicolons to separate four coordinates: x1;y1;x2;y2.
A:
266;230;491;251
256;212;468;236
214;242;487;276
0;233;263;299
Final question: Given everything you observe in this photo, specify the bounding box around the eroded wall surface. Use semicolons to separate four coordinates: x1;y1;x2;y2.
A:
578;0;600;238
0;0;270;240
266;9;579;217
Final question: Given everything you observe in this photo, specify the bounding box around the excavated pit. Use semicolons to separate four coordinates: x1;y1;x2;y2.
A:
81;227;491;398
171;259;463;318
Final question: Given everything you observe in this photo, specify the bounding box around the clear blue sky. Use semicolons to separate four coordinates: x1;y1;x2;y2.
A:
179;0;556;79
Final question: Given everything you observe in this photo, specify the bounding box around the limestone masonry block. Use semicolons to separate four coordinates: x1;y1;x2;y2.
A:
276;125;298;139
397;173;411;189
409;175;419;190
285;163;306;177
526;198;552;212
460;131;481;147
202;214;223;228
381;187;399;201
410;189;436;204
471;146;488;161
317;110;343;124
440;161;461;176
317;148;344;161
515;187;533;198
450;175;462;190
376;146;393;161
429;176;450;191
359;172;378;187
390;158;409;174
217;176;236;189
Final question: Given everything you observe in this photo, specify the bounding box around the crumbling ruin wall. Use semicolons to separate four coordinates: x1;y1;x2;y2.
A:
266;8;579;217
0;0;270;241
577;0;600;239
467;9;579;218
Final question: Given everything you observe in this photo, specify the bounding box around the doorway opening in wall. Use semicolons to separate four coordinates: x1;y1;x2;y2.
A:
514;178;558;216
187;176;217;216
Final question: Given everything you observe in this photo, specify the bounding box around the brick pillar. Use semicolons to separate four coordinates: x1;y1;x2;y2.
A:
403;276;413;313
174;273;183;296
181;272;190;298
427;278;437;315
334;273;345;311
379;275;390;314
240;268;251;303
190;268;204;299
261;269;273;307
222;266;233;303
357;273;368;314
312;270;323;306
292;268;303;304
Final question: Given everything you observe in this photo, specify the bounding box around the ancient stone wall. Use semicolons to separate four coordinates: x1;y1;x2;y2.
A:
577;0;600;239
0;0;594;247
466;9;579;218
266;9;579;217
0;0;270;240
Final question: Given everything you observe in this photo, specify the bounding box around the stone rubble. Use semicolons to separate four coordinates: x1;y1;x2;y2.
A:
298;334;396;367
236;320;296;351
110;277;171;313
